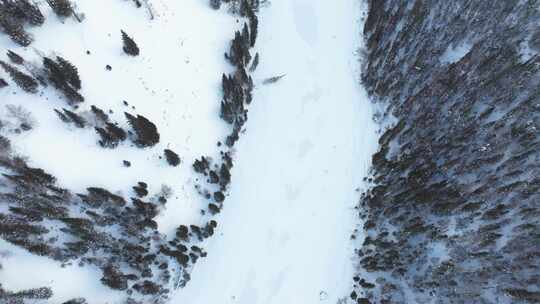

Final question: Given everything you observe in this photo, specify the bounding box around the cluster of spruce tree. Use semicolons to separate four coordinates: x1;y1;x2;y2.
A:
220;1;258;148
52;103;161;151
191;0;259;239
0;0;44;46
350;1;540;303
43;56;84;104
212;0;261;15
46;0;73;18
0;145;217;302
0;60;38;93
0;285;53;304
192;151;233;215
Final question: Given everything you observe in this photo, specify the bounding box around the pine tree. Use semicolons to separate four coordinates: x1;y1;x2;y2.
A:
125;113;159;147
43;56;84;104
46;0;73;18
61;108;86;128
249;52;259;72
95;123;127;148
0;60;38;93
248;10;258;47
121;30;140;56
164;149;180;166
17;0;45;26
0;13;33;46
56;56;81;89
7;50;24;64
241;22;250;46
90;105;109;123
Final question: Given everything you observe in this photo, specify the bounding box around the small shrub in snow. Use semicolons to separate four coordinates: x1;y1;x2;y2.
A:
0;60;38;93
263;74;286;85
121;30;140;56
157;184;173;199
164;149;180;166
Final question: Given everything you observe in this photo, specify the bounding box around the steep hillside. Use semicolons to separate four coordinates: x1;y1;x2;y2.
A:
351;1;540;303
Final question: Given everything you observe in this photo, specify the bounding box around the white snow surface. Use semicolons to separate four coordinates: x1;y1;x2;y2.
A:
172;0;377;303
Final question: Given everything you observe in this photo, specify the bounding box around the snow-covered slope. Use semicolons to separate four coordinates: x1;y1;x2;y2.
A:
0;0;249;303
0;0;236;233
172;0;377;303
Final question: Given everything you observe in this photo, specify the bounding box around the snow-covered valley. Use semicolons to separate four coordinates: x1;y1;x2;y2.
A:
0;0;377;302
173;0;376;302
2;0;540;303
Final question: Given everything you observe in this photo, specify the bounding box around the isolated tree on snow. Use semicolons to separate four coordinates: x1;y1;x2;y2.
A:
121;30;140;56
46;0;73;18
0;60;38;93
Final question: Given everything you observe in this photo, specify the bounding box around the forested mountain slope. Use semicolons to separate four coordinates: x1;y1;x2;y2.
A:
351;1;540;303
